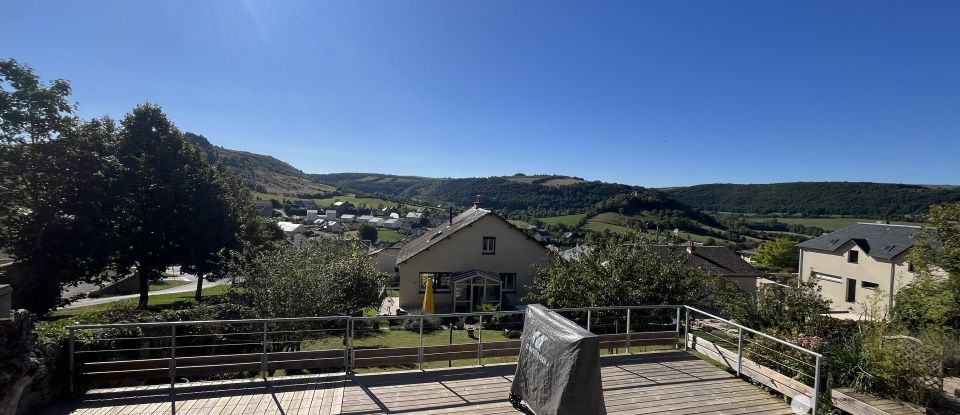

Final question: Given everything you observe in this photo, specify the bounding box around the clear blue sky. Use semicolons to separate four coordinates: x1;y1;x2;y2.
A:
4;1;959;187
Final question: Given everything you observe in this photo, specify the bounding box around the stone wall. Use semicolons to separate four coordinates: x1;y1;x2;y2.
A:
0;310;64;415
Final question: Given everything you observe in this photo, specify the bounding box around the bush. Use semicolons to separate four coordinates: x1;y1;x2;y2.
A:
401;317;441;333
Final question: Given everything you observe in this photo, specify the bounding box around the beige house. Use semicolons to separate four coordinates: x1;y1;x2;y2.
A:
396;204;548;313
798;223;921;318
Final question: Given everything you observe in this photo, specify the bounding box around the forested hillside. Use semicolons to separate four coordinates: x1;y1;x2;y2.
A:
184;133;334;196
665;182;960;218
312;172;640;217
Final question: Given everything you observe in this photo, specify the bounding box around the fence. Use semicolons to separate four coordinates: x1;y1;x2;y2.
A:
67;305;824;413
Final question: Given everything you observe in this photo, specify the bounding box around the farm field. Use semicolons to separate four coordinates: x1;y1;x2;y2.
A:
538;213;586;226
726;215;924;231
251;191;423;212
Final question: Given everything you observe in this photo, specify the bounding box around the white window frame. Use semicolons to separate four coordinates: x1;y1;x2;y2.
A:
813;272;842;284
482;236;496;255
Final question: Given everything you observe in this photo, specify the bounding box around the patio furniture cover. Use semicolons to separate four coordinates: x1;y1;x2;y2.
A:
509;304;606;415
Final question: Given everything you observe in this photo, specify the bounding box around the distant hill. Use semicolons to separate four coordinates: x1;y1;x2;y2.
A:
664;182;960;218
311;172;634;217
183;133;334;196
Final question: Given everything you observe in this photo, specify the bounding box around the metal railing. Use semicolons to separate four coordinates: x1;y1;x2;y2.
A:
66;305;825;414
684;306;823;414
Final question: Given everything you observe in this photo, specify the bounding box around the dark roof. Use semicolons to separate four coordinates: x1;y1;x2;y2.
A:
451;269;500;282
797;223;922;260
651;245;762;277
397;208;492;264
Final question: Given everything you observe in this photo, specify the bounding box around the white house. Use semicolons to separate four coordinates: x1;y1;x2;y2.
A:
358;215;374;223
405;212;424;223
325;210;337;220
389;212;400;220
324;221;342;232
384;218;401;229
340;214;356;223
305;210;319;222
369;217;385;227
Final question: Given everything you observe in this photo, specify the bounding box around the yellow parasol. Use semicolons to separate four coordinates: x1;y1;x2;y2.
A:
421;274;435;314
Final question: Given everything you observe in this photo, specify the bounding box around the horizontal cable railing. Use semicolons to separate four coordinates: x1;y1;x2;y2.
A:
66;304;824;413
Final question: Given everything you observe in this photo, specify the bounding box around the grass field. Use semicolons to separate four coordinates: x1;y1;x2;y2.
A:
377;228;405;244
49;284;233;321
148;279;191;291
507;219;529;228
251;191;424;212
538;213;586;226
735;215;923;231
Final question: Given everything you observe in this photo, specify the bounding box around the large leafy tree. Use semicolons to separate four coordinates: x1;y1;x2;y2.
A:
0;60;120;313
114;104;248;308
527;232;714;308
237;238;385;318
893;202;960;331
752;238;799;270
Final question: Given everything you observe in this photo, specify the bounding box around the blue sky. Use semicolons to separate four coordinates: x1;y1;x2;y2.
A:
4;1;959;187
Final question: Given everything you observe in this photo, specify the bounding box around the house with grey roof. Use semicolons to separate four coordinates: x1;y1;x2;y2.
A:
798;222;922;318
395;201;548;314
651;242;762;294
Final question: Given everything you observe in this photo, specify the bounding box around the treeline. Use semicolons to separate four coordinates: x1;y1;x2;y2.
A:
314;173;648;217
0;60;283;314
666;182;960;218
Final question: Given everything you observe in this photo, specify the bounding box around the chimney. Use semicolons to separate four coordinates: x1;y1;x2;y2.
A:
473;195;483;209
686;240;695;253
449;206;453;225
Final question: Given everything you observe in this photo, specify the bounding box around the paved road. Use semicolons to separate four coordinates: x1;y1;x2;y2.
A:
60;266;228;309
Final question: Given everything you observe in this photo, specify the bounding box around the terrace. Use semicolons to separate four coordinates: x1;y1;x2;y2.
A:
46;306;833;414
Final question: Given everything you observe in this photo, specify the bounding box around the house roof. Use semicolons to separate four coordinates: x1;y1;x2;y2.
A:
397;208;492;264
384;218;399;224
341;214;356;219
406;212;423;218
651;245;762;277
369;217;385;223
797;223;922;260
277;222;303;233
451;269;501;282
358;215;374;220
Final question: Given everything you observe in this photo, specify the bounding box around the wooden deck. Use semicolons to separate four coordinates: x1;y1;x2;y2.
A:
45;351;797;415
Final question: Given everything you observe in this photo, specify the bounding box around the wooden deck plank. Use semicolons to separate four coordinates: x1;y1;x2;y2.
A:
46;351;796;415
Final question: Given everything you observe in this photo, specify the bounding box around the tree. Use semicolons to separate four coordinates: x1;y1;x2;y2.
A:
893;202;960;331
0;60;119;313
752;238;799;270
527;232;714;308
237;239;385;318
358;224;378;243
114;104;244;308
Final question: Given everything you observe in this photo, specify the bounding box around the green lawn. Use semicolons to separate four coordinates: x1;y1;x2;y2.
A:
49;284;232;321
149;279;191;291
377;228;405;244
538;213;586;226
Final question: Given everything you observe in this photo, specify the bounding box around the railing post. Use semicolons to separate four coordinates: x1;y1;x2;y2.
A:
345;318;352;374
812;355;821;414
586;309;591;332
169;325;177;389
68;328;75;393
736;327;743;377
261;321;268;379
418;316;424;371
683;307;690;351
675;307;681;349
625;309;631;354
478;314;484;366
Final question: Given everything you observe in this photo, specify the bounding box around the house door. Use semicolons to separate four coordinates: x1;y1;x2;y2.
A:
472;286;485;310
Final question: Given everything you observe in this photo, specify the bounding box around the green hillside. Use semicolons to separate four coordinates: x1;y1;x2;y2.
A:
184;132;334;196
665;182;960;219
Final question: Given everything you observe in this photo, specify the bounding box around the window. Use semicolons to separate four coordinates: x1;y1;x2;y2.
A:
813;272;842;283
482;237;496;255
848;250;859;264
861;281;880;290
499;273;517;292
418;272;451;293
846;278;857;303
907;262;915;272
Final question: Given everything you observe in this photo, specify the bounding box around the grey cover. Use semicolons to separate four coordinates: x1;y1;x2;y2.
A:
510;304;606;415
